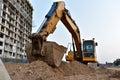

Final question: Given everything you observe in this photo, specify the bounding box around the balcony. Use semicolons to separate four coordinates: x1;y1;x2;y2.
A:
0;46;4;50
4;46;12;52
0;37;4;42
5;39;14;45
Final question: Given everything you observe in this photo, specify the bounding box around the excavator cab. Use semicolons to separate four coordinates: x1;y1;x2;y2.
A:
82;38;97;63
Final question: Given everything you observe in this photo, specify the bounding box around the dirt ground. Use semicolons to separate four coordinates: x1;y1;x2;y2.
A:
4;60;120;80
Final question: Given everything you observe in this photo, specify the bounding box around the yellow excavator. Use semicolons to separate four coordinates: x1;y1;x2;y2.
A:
26;1;97;67
66;38;97;64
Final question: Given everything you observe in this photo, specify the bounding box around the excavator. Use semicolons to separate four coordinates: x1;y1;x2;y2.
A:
26;1;97;67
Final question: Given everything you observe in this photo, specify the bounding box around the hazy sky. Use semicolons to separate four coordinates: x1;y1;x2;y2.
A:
29;0;120;63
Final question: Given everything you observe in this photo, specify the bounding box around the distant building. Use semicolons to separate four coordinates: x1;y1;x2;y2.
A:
106;62;114;66
0;0;33;59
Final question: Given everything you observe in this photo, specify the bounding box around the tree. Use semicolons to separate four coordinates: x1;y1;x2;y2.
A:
113;58;120;66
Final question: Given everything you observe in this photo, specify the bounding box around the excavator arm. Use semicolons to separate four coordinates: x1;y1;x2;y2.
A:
32;2;65;40
61;9;82;60
26;1;82;67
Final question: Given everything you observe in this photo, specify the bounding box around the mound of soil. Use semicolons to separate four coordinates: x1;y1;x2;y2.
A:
4;61;96;80
4;61;120;80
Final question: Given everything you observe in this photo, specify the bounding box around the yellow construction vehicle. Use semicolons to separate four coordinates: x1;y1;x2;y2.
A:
26;1;97;67
66;38;97;64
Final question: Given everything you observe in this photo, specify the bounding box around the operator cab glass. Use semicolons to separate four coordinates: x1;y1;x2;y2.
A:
83;41;94;58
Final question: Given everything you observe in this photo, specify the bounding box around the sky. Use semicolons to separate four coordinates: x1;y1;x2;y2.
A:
29;0;120;63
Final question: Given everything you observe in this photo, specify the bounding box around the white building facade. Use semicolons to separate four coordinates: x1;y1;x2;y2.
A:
0;0;33;59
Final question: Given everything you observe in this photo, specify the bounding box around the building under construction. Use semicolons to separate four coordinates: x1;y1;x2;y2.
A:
0;0;33;59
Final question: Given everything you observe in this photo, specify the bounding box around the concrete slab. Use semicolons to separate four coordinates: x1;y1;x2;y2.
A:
0;59;11;80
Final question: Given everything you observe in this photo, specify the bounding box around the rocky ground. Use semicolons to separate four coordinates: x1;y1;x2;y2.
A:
4;61;120;80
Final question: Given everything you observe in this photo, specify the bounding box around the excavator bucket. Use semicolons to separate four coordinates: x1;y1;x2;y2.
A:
25;41;66;67
42;41;67;67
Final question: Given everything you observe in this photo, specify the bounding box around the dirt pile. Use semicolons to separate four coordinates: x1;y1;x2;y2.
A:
5;61;60;80
111;70;120;78
4;61;120;80
4;60;96;80
58;61;95;76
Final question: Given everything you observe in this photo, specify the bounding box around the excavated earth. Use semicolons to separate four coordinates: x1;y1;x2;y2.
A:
4;60;120;80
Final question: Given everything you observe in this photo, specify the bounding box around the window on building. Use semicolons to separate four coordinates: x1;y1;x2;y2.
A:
1;26;4;32
17;0;19;3
0;42;3;46
10;38;13;42
3;0;7;3
3;5;6;10
2;11;6;18
15;34;16;38
0;33;4;38
13;53;15;57
0;50;2;54
2;18;5;25
14;40;16;44
15;22;17;26
8;31;10;36
9;52;12;56
15;28;17;32
10;45;12;50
